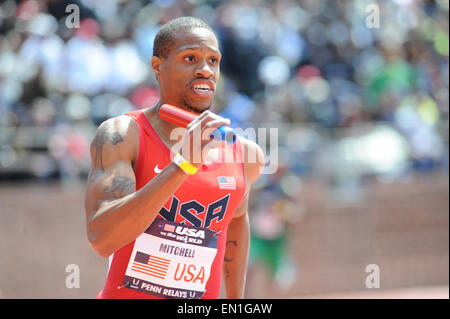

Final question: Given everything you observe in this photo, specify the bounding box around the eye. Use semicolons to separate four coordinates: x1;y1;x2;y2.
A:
183;55;195;63
210;56;219;64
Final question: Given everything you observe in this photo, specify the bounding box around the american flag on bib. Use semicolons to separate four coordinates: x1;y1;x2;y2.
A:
163;224;175;232
131;252;170;280
217;176;236;190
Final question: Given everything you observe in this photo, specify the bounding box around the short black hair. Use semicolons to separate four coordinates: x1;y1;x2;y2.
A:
153;17;215;59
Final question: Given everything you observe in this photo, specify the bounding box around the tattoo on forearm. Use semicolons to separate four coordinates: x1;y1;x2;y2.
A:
224;240;238;262
88;123;124;181
224;264;231;279
104;176;135;195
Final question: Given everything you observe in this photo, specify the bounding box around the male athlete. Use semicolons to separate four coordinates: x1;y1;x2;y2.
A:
84;17;264;299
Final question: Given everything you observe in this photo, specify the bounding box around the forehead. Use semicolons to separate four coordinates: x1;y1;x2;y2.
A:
170;28;220;54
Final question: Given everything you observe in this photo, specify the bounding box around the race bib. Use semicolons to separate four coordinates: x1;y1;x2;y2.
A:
123;218;218;299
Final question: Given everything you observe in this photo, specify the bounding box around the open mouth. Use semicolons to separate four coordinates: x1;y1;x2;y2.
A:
190;81;215;98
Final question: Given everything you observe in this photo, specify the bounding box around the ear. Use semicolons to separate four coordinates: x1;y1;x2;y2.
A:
151;56;162;78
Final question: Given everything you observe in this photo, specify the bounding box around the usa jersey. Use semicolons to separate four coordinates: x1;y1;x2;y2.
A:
96;109;245;299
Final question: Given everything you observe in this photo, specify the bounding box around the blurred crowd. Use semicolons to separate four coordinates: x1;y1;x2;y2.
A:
0;0;448;293
0;0;448;182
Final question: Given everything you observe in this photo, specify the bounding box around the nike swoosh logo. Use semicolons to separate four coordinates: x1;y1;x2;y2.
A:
154;164;162;174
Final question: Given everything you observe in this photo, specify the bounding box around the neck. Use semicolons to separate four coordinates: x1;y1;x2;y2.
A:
146;101;185;148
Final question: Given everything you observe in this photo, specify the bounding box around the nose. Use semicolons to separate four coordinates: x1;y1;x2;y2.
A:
195;59;214;78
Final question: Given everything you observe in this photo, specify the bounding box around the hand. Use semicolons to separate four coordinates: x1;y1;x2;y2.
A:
176;110;230;168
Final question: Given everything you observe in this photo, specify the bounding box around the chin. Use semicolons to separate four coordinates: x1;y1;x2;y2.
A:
183;99;213;114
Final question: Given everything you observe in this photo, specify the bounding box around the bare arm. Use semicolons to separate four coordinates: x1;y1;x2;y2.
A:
223;139;265;298
84;116;189;257
223;192;251;299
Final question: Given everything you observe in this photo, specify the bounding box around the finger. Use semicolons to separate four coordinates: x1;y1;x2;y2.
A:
186;116;200;129
187;110;210;127
204;118;231;129
198;110;212;118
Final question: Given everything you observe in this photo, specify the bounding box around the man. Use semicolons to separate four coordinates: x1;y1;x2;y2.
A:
84;17;264;299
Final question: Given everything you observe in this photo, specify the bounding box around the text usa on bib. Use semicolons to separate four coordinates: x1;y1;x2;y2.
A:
123;219;218;299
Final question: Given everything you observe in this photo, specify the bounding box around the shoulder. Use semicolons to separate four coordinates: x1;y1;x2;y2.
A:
91;114;139;162
237;136;265;185
93;115;138;145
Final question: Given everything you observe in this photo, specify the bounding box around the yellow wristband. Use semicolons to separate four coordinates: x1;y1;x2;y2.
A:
173;153;198;175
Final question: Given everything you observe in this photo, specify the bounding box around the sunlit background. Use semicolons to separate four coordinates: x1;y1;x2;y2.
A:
0;0;448;298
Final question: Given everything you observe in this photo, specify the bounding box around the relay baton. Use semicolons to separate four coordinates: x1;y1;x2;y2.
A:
159;104;236;145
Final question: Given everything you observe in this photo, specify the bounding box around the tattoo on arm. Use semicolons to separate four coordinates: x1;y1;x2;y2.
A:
224;240;238;262
109;132;125;145
88;122;125;182
104;176;135;195
224;264;231;279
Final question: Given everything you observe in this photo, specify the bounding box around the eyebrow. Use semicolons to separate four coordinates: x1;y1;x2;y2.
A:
176;44;221;55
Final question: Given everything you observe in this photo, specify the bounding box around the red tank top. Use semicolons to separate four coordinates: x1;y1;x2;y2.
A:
96;110;245;299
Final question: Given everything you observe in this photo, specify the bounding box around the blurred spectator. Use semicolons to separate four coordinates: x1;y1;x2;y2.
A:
0;0;448;187
248;164;303;293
